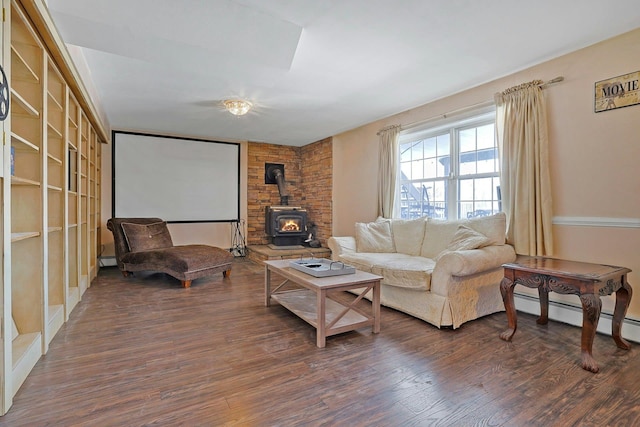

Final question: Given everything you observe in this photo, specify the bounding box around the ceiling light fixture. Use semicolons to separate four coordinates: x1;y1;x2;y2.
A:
223;99;253;116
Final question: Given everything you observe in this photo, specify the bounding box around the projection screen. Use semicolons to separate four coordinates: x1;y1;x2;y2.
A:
113;131;240;222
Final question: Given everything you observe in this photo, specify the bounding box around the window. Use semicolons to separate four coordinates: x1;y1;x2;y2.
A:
396;110;500;220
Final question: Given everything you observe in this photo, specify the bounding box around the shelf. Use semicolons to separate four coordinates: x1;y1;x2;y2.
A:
11;231;41;242
47;153;63;165
10;88;40;117
68;115;78;128
47;121;63;139
48;226;63;233
11;176;41;186
271;289;369;330
10;45;40;83
12;332;42;396
68;141;78;151
47;90;63;110
11;132;40;152
47;184;63;192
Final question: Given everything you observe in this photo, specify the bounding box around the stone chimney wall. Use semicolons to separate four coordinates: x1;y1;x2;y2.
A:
246;138;332;246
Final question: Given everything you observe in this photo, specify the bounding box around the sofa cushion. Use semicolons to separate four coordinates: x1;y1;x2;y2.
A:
391;217;427;256
339;252;435;291
421;212;506;258
434;225;492;261
121;221;173;252
355;220;395;253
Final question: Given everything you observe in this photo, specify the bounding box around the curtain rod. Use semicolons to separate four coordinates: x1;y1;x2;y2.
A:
392;76;564;134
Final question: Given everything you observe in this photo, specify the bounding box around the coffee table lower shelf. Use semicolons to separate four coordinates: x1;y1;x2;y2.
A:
271;289;372;334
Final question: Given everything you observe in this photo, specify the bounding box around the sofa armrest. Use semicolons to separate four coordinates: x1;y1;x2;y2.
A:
434;244;516;277
327;236;356;260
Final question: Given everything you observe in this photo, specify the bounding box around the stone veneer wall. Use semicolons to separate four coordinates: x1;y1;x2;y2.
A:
246;138;332;246
299;138;332;247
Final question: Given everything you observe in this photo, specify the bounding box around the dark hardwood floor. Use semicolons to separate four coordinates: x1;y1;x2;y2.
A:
2;258;639;426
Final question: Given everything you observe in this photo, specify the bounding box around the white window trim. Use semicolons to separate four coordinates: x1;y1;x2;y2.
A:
395;106;498;220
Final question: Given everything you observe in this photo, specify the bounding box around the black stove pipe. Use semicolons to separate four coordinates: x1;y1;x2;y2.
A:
272;168;289;205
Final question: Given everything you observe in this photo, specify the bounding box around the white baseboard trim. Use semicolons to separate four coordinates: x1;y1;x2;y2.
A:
514;293;640;344
553;216;640;228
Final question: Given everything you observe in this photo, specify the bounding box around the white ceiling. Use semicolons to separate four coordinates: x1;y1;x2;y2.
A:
47;0;640;146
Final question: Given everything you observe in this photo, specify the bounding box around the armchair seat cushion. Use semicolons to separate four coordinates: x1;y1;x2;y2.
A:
121;245;233;278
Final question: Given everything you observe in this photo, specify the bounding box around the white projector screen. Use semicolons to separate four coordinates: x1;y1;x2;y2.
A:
113;131;240;222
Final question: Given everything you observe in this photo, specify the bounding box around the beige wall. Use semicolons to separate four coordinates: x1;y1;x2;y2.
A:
332;28;640;318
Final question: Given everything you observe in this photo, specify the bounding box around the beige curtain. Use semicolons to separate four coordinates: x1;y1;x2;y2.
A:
377;125;401;218
495;80;554;256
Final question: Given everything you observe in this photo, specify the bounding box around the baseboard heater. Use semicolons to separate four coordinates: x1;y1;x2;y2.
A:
514;293;640;344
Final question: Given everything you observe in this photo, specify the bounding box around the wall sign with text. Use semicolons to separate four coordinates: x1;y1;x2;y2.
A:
594;70;640;112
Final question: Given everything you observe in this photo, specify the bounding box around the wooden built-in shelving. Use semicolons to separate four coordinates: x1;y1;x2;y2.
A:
1;0;107;415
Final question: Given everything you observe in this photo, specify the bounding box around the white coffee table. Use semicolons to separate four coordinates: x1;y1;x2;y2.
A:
264;259;382;347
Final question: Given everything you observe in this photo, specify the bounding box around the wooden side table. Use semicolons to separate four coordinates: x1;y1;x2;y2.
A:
499;256;632;373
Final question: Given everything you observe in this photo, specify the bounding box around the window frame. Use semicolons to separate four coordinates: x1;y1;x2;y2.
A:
395;108;499;220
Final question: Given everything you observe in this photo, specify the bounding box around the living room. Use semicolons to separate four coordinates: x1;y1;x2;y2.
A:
102;21;640;336
2;0;640;424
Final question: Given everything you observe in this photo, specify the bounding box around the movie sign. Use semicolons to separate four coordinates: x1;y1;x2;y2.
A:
595;71;640;112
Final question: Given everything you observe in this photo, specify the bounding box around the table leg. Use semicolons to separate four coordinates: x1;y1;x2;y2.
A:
537;286;549;325
499;276;517;341
317;289;327;348
372;281;381;334
612;278;633;350
579;293;602;373
264;267;271;307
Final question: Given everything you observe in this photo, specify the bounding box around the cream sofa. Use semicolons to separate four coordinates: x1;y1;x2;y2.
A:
327;213;516;329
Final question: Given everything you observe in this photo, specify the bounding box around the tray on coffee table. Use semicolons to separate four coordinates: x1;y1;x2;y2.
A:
289;258;356;277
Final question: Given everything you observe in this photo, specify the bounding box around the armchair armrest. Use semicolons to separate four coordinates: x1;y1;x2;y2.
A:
327;236;356;260
434;244;516;277
431;245;516;296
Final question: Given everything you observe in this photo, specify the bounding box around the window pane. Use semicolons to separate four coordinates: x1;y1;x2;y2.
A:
474;177;494;200
477;124;495;150
400;161;412;180
477;147;498;173
424;137;437;158
424;158;437;179
411;160;424;180
459;128;476;153
459;151;477;175
432;180;447;219
411;140;423;160
459;179;473;200
437;134;450;156
400;140;423;162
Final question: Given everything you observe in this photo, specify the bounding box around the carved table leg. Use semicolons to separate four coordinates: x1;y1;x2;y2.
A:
612;278;633;350
579;293;602;373
537;286;549;325
500;276;517;341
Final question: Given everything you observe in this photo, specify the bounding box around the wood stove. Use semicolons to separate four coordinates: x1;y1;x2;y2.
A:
265;206;307;246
